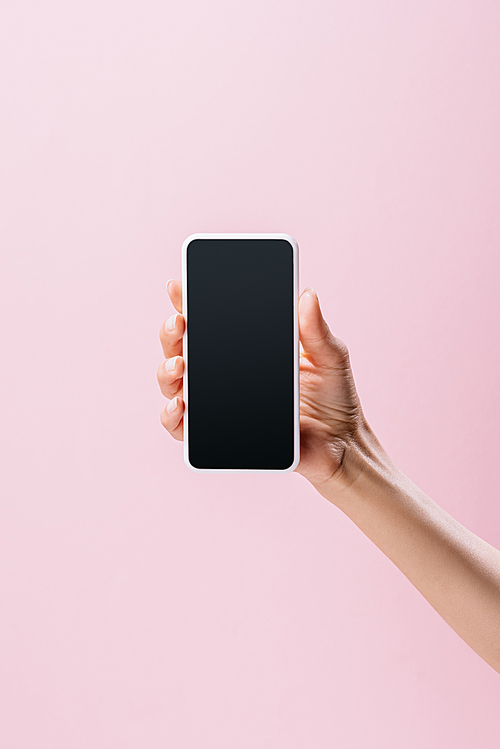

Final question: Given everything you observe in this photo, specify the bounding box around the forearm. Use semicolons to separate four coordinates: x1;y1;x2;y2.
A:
315;420;500;674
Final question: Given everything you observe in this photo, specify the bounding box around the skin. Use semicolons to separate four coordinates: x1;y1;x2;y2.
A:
158;279;500;675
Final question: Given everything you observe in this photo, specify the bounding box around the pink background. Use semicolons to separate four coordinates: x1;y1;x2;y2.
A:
1;1;500;746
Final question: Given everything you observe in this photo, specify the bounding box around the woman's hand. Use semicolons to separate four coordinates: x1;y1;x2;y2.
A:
158;280;370;490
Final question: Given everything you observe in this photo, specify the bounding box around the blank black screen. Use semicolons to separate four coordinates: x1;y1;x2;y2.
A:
186;238;295;470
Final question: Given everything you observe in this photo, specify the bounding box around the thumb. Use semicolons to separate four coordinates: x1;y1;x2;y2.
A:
299;287;349;369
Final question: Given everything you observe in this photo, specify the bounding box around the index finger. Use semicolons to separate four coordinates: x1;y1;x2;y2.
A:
166;278;182;314
159;278;184;359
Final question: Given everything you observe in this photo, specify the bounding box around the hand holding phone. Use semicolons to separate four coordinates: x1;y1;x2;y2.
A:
159;236;366;485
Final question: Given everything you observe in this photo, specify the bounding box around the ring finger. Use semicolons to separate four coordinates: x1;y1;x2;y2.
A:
157;355;185;398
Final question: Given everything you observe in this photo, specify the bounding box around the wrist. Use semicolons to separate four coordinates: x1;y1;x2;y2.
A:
312;417;400;507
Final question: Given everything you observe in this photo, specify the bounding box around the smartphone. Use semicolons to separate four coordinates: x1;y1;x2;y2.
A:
181;232;300;473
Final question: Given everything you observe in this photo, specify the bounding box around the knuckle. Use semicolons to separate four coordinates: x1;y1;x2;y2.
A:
333;336;350;360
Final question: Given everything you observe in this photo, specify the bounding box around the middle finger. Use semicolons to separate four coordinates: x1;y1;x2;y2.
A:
159;312;185;360
157;354;185;399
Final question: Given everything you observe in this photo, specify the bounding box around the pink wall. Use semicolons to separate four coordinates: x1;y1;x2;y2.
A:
1;1;500;746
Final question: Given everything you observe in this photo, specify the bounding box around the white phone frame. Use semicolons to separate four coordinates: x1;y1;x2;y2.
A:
180;232;300;473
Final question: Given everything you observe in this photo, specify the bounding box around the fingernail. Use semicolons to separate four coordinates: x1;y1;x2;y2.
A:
165;357;177;371
166;314;177;331
304;286;316;295
167;397;178;413
166;279;174;293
